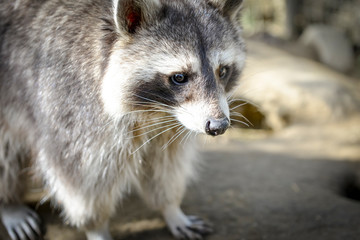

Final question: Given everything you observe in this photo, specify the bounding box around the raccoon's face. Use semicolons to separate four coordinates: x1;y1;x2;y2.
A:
102;0;245;136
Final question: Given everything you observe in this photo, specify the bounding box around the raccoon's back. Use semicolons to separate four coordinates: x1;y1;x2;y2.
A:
0;1;39;110
0;0;117;156
0;0;114;118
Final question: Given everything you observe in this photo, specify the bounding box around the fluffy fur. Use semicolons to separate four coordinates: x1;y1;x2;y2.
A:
0;0;245;239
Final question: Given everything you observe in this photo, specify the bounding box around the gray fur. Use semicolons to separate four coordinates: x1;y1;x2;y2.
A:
0;0;245;239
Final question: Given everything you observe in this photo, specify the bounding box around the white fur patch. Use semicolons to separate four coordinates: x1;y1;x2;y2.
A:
101;49;131;119
175;102;209;133
101;45;200;119
175;96;230;133
149;52;201;77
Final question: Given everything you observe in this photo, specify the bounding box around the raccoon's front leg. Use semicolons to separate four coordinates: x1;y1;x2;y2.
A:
50;186;114;240
85;221;112;240
0;128;44;240
138;148;212;239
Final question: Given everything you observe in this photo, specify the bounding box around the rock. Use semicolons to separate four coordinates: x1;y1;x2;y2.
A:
236;40;360;130
300;24;354;73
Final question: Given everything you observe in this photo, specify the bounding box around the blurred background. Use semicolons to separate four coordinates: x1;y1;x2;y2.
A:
227;0;360;146
242;0;360;76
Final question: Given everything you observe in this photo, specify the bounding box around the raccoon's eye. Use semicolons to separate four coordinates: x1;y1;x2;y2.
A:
219;66;229;79
170;74;188;85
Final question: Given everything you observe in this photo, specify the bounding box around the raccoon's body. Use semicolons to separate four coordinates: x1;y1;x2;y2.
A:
0;0;246;239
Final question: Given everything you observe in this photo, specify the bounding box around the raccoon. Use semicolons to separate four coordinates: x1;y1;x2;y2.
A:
0;0;246;239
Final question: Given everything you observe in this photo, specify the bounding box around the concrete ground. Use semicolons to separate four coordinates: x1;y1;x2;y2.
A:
1;125;360;240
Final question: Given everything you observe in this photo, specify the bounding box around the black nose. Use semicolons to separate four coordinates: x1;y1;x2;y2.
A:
205;117;230;136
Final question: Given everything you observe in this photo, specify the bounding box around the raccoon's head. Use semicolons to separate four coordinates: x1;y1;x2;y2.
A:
102;0;246;136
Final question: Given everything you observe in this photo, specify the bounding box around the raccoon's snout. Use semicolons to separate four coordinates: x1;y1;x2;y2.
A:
205;117;230;136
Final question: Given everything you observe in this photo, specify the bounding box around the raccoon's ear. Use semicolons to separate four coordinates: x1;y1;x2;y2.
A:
208;0;243;21
113;0;162;35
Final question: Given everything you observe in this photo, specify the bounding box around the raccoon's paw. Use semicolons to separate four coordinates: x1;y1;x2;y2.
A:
163;206;213;240
0;204;44;240
174;216;213;240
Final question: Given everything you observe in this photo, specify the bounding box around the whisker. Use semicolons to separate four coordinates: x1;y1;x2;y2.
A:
230;102;248;111
227;97;261;110
161;126;186;150
123;109;173;116
131;123;182;155
134;90;190;112
130;100;174;111
130;92;192;120
139;115;174;124
227;98;249;104
227;94;248;101
133;93;178;109
128;118;177;134
230;118;250;127
230;112;253;126
180;130;192;144
129;122;180;139
98;117;116;133
184;130;194;145
127;101;174;113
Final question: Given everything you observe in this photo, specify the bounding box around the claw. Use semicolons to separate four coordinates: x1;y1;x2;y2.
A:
0;204;43;240
163;206;213;240
177;226;202;240
26;216;42;236
176;227;187;239
187;225;213;235
21;221;37;240
187;216;202;222
14;226;26;240
8;228;18;240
